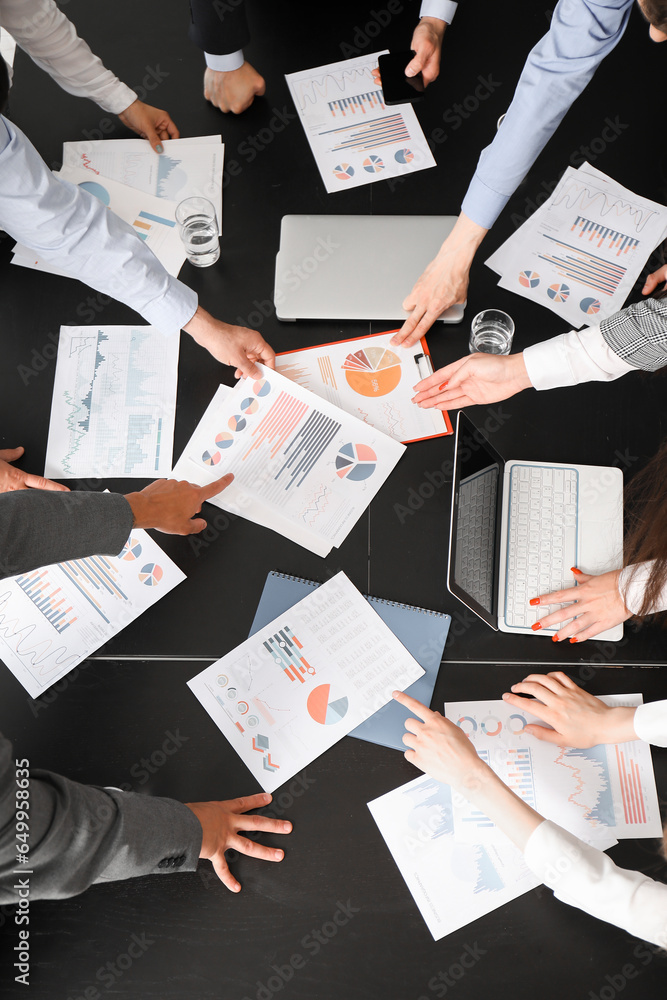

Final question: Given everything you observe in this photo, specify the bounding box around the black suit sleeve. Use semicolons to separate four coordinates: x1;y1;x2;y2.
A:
188;0;251;55
0;732;202;902
0;490;134;580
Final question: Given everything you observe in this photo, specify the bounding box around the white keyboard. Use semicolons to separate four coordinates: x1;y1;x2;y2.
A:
505;465;578;629
456;466;498;612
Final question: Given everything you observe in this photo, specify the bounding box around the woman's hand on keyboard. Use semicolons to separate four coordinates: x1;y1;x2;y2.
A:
411;352;532;410
529;568;632;642
502;671;638;747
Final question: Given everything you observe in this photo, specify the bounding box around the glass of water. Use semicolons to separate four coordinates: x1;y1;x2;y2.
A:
175;197;220;267
469;309;515;355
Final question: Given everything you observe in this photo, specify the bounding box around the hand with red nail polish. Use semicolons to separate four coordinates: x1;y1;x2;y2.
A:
410;352;532;410
529;597;540;606
527;569;631;643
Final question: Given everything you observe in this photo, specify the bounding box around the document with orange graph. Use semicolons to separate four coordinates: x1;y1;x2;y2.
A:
444;696;662;842
188;572;424;792
276;331;452;444
171;365;405;557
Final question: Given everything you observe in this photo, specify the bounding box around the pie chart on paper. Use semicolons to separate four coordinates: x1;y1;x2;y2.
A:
342;347;402;397
307;684;349;725
335;443;377;482
139;563;163;587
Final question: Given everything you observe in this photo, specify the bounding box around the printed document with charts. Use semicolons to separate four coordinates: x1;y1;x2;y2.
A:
486;163;667;327
286;51;435;193
188;572;424;792
171;366;405;557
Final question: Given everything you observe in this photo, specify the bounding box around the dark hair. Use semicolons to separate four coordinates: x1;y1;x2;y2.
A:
622;438;667;618
641;0;667;32
0;57;8;116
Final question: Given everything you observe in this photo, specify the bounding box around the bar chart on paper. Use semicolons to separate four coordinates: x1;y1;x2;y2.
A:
0;531;185;699
286;52;435;192
45;326;179;478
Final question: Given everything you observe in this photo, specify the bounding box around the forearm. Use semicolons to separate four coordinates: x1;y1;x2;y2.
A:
457;764;543;851
0;491;132;580
1;0;136;113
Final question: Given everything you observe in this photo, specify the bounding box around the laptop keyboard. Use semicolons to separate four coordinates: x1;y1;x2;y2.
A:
505;465;578;629
455;466;498;613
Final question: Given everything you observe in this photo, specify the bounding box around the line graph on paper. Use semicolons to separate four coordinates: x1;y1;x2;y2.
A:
291;64;380;114
299;483;333;527
45;327;179;479
551;176;658;235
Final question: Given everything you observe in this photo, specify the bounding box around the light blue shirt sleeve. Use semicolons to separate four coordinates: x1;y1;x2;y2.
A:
0;116;198;334
204;50;244;71
461;0;634;230
420;0;458;23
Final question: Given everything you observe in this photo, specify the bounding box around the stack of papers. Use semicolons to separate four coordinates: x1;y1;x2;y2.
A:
11;136;223;279
369;695;661;940
188;573;425;791
171;365;406;557
487;163;667;327
286;52;435;194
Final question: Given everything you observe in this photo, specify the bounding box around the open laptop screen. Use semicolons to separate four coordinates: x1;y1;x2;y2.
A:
448;413;505;630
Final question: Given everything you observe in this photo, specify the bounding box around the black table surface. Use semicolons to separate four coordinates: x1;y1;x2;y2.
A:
1;0;667;996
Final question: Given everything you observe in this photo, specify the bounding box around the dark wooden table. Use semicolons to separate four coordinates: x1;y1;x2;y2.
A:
1;1;666;996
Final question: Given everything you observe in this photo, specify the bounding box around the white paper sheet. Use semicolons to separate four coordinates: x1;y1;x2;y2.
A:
12;166;186;277
171;366;405;557
487;163;667;327
61;136;224;222
275;331;451;443
44;326;179;479
0;529;185;698
444;696;662;841
188;572;424;792
285;51;436;194
368;774;542;940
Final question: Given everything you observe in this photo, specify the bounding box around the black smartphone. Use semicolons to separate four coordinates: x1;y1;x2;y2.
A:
377;51;425;106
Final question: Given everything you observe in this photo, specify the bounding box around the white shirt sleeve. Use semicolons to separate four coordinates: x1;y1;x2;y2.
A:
419;0;458;23
633;701;667;748
0;0;136;113
0;116;197;334
204;49;244;72
524;820;667;948
618;562;667;617
523;324;635;390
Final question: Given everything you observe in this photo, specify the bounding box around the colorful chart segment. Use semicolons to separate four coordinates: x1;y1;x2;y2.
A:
307;683;349;725
335;443;377;481
264;627;315;684
615;743;647;825
342;347;402;397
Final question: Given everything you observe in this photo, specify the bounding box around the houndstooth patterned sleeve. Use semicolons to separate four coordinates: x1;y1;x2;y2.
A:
600;297;667;371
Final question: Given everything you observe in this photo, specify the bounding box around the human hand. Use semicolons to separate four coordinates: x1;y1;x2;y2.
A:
125;474;233;535
502;671;638;747
394;690;490;791
642;264;667;296
186;793;291;892
118;99;179;153
390;214;487;348
406;17;446;85
531;567;632;642
0;447;68;493
204;62;266;114
183;306;276;377
412;353;532;410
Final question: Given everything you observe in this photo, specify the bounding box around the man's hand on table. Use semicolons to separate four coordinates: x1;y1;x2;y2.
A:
0;447;68;493
183;306;276;378
204;63;266;114
186;792;292;892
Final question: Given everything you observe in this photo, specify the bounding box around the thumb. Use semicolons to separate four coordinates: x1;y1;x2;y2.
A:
187;517;208;534
642;273;659;295
200;473;234;502
0;446;24;462
405;52;424;78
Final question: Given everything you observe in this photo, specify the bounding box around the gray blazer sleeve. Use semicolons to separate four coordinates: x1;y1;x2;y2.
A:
600;296;667;371
0;732;202;902
0;491;134;579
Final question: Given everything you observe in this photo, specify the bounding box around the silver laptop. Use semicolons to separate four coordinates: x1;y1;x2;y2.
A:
274;215;465;323
448;412;624;639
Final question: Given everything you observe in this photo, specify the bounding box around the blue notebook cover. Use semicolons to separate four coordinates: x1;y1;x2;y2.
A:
249;571;450;752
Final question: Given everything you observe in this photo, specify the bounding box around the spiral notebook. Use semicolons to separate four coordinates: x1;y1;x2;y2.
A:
249;571;450;751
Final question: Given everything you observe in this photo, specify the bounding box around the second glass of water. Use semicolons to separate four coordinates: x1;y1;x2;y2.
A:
175;197;220;267
469;309;515;355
